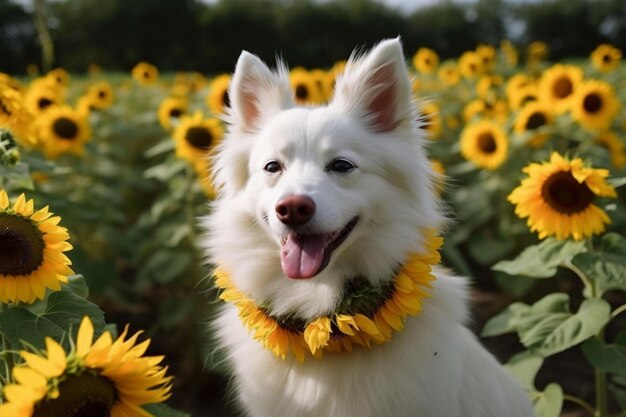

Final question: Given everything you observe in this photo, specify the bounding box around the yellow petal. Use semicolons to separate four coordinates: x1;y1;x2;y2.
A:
0;190;8;209
76;316;94;357
45;338;67;372
12;367;47;392
20;351;64;378
12;194;27;214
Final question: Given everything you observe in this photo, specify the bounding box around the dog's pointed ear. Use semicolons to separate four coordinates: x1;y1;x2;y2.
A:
229;51;293;133
331;38;413;134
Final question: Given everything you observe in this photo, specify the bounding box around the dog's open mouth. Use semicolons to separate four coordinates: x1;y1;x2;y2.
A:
280;216;359;279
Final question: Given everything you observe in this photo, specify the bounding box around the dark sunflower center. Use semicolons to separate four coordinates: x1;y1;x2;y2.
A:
525;112;547;130
541;171;595;214
295;84;309;100
52;117;79;140
169;108;182;118
98;90;107;99
185;126;213;150
583;93;603;114
33;372;117;417
602;54;611;63
38;98;53;110
222;90;230;108
0;99;12;116
553;77;573;98
477;132;497;154
143;71;150;79
0;213;45;276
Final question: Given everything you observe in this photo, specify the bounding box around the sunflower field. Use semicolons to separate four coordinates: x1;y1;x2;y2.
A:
1;38;626;417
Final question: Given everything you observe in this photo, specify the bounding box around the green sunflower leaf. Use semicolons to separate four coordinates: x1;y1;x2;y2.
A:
492;238;587;278
514;294;611;357
481;302;529;337
530;383;563;417
607;177;626;188
143;403;191;417
573;233;626;293
505;352;562;417
0;289;106;351
505;351;544;389
582;331;626;376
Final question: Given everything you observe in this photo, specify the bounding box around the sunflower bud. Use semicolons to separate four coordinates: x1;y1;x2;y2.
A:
0;130;19;166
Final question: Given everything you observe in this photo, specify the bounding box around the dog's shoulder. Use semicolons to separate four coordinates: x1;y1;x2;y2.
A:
429;266;471;325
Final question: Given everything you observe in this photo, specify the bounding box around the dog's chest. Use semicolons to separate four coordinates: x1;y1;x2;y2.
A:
216;304;465;417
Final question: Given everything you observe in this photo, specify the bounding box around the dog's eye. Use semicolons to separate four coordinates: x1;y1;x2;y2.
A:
264;161;282;174
328;158;356;173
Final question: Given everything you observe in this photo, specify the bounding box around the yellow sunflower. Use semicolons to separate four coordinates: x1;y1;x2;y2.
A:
205;74;231;116
325;60;347;98
463;98;508;124
476;44;497;72
508;84;538;112
412;48;439;75
571;80;620;132
158;97;188;131
476;74;503;98
0;190;73;304
310;69;333;103
595;131;626;169
0;86;36;146
538;64;583;114
131;62;159;86
187;72;207;92
458;51;483;79
460;119;508;170
85;82;115;111
508;152;617;240
437;62;460;86
36;106;91;159
45;69;70;89
419;102;442;139
0;316;172;417
23;84;62;116
590;44;622;72
514;101;554;148
290;68;322;105
526;41;549;65
505;73;533;102
172;111;223;167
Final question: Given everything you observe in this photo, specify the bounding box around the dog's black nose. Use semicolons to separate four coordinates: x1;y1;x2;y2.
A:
275;195;316;227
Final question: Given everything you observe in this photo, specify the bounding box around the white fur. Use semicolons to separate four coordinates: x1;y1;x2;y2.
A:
202;38;534;417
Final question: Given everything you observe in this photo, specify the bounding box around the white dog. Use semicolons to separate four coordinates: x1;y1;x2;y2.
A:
203;38;534;417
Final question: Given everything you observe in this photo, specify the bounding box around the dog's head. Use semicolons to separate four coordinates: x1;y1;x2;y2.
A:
205;38;443;319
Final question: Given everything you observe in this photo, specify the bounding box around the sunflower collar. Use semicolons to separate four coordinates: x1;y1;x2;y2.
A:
214;231;443;362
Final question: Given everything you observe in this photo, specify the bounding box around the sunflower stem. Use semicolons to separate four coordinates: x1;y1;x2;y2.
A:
611;303;626;319
563;394;595;416
563;260;596;298
595;340;608;417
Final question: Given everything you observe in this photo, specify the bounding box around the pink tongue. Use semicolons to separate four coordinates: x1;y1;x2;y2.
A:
281;234;327;279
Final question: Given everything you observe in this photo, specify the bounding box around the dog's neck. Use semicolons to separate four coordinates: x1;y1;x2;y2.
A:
213;230;443;362
264;276;396;333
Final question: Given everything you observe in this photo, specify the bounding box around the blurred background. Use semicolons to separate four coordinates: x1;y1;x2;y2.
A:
1;0;625;74
1;1;626;417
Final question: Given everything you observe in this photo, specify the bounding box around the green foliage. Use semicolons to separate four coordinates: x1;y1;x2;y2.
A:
506;352;564;417
493;238;587;278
